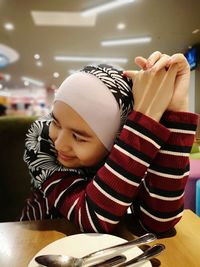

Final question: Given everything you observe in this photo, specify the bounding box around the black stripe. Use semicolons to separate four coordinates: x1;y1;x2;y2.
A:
141;202;184;219
117;139;152;164
107;158;141;184
85;196;106;232
161;143;192;153
86;195;121;222
126;119;165;146
160;120;197;131
95;175;132;204
44;177;65;196
55;178;86;210
149;163;189;176
145;182;184;198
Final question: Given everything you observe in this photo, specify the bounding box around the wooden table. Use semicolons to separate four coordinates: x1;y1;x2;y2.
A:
0;210;199;267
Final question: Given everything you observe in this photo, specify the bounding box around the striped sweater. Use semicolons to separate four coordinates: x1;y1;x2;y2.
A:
20;110;198;233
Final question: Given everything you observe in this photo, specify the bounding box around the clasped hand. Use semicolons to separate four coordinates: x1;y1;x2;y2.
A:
124;51;190;122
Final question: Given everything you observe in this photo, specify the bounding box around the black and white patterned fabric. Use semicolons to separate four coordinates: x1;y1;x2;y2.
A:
81;64;134;133
24;115;83;189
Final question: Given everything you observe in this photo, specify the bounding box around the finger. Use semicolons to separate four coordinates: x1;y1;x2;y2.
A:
167;53;190;73
123;70;139;79
163;63;178;83
151;54;171;72
146;51;162;68
168;53;187;65
134;56;147;70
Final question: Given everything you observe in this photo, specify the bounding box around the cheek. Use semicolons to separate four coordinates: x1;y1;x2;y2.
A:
76;144;108;166
49;123;57;142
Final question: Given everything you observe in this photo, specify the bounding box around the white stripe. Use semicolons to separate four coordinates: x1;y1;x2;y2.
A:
34;199;43;219
54;178;84;207
45;197;49;215
148;169;189;179
127;207;132;214
20;209;25;221
78;208;84;232
124;125;160;149
93;181;131;206
67;198;79;220
96;212;119;224
43;179;62;194
141;206;183;222
105;163;140;187
143;180;183;201
27;206;31;221
169;128;196;134
114;144;149;167
86;201;98;232
159;150;189;157
28;201;36;220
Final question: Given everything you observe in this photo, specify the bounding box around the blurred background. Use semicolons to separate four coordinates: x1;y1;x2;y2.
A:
0;0;200;117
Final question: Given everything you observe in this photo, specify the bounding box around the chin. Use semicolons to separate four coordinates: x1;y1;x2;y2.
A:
57;158;80;168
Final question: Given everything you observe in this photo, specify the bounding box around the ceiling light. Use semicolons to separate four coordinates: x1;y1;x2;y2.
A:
192;29;199;34
68;69;77;75
31;11;96;27
0;54;9;68
4;23;14;31
101;37;152;46
0;84;3;89
53;72;60;78
36;60;43;67
54;56;128;64
4;74;11;81
34;54;40;60
24;81;30;86
82;0;135;16
50;84;57;90
0;43;19;65
117;23;126;30
21;76;44;87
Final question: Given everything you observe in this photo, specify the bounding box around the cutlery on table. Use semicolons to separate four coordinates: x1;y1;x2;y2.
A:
89;255;127;267
116;243;165;267
35;232;156;267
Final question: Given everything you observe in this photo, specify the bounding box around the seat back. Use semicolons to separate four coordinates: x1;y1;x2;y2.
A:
0;116;35;221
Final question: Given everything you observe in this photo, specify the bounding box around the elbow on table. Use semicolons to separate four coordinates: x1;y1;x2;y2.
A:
140;214;182;236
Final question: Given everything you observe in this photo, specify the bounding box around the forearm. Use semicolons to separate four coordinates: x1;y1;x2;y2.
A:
40;111;170;232
135;111;198;233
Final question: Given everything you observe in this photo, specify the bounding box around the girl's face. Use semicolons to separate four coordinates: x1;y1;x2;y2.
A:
49;101;109;168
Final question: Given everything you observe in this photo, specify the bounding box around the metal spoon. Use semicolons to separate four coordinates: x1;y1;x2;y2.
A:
116;243;165;267
35;254;126;267
35;233;156;267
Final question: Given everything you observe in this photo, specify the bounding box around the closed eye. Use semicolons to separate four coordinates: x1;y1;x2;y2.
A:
50;112;61;128
72;133;86;142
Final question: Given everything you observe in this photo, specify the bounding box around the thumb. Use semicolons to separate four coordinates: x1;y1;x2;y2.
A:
123;70;139;80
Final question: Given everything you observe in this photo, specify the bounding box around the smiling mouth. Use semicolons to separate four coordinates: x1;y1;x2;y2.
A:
58;152;75;161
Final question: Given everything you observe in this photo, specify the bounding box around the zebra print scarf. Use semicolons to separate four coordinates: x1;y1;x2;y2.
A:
81;64;134;134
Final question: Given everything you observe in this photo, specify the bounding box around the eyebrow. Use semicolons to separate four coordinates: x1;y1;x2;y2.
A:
51;112;92;138
51;112;59;122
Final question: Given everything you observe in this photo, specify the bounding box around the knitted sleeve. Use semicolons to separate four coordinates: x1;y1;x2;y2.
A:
21;111;172;233
134;111;198;233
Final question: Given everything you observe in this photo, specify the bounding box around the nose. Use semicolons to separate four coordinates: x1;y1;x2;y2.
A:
54;130;72;152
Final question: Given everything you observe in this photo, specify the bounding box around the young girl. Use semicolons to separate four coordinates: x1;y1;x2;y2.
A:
20;52;198;234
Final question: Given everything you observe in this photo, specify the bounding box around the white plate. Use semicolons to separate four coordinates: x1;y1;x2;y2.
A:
28;233;152;267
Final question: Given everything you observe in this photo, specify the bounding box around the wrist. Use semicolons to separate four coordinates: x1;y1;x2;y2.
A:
168;99;189;112
135;106;162;122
